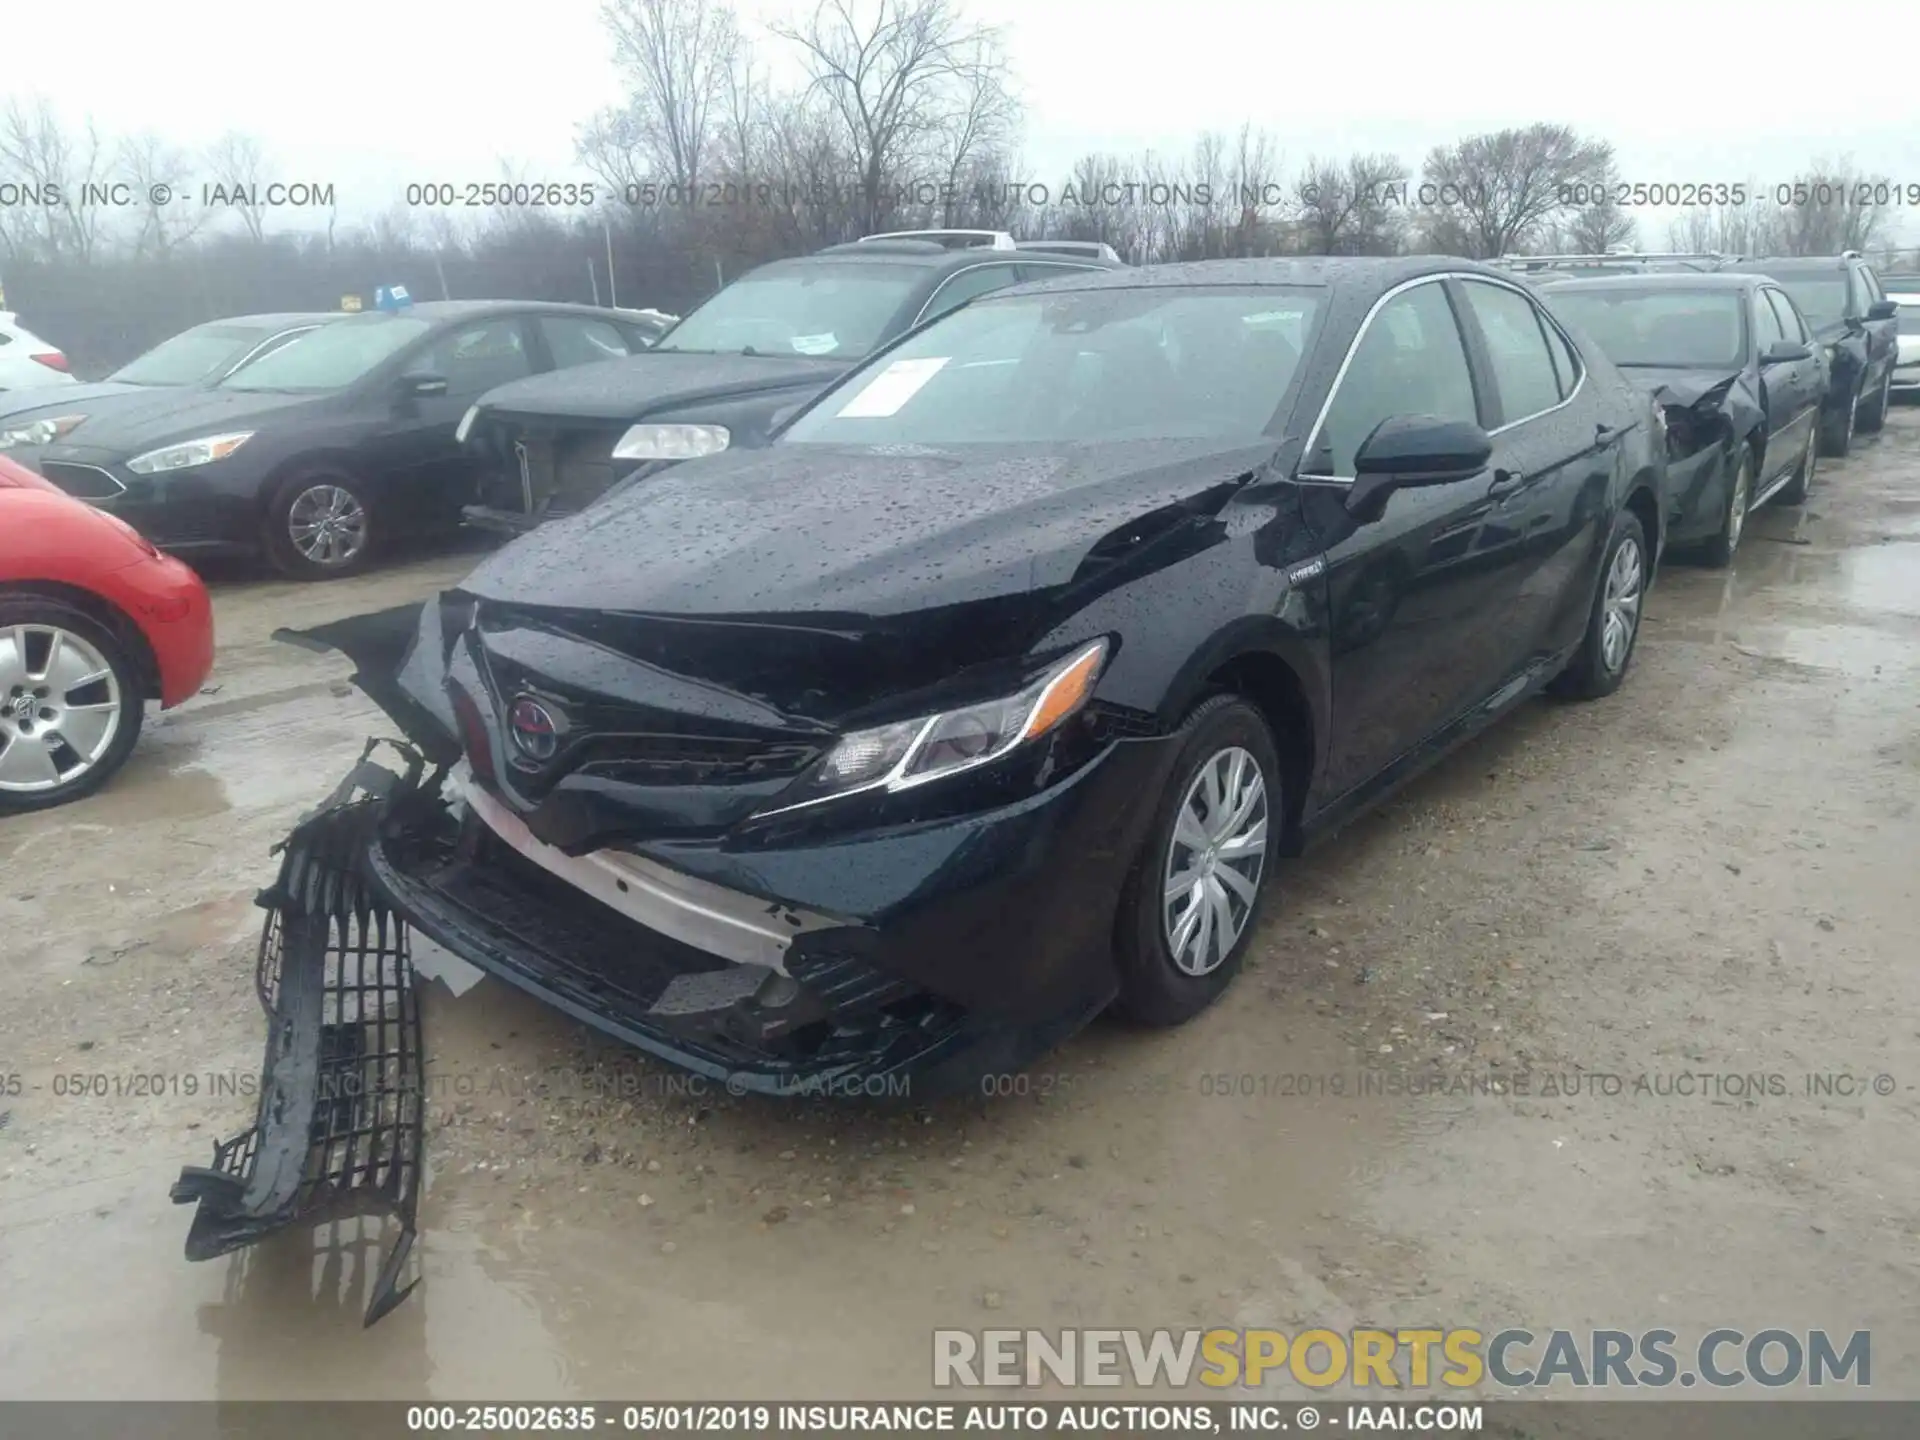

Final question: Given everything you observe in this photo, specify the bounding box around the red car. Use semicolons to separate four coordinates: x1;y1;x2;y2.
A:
0;454;214;811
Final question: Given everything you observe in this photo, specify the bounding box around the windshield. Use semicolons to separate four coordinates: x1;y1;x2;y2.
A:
1772;275;1848;330
220;316;430;392
780;286;1319;446
108;323;286;386
1546;288;1745;370
656;263;922;359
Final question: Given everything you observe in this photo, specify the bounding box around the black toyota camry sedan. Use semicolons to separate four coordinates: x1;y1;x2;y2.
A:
278;257;1668;1096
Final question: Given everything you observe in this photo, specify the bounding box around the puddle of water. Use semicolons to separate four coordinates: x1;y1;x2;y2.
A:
1844;541;1920;616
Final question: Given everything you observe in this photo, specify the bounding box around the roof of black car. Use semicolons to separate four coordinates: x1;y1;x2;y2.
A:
341;300;634;322
992;254;1502;296
1724;256;1853;272
1538;273;1762;292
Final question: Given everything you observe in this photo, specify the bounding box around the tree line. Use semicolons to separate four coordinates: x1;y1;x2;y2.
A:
3;0;1915;374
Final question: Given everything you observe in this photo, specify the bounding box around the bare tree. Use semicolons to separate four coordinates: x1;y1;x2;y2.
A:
583;0;740;199
1417;124;1614;258
120;131;205;259
0;98;111;264
1771;159;1895;255
775;0;1012;233
932;33;1020;226
1291;152;1409;256
205;132;271;242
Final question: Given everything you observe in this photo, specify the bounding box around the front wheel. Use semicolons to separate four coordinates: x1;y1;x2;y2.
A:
1113;695;1281;1027
265;470;376;580
0;596;145;812
1552;508;1648;701
1818;382;1858;458
1700;448;1751;569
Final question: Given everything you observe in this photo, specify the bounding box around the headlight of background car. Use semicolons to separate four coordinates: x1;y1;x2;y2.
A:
766;639;1109;814
0;413;88;449
125;431;255;475
610;422;730;461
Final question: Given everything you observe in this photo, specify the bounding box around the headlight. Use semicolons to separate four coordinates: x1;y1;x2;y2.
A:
610;422;730;461
455;404;479;444
125;431;254;475
0;413;88;449
761;638;1109;816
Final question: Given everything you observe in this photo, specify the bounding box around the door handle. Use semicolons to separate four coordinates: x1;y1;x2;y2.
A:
1594;423;1618;445
1488;468;1525;498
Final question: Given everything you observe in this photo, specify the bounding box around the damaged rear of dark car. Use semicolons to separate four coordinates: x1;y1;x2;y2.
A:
1540;272;1826;567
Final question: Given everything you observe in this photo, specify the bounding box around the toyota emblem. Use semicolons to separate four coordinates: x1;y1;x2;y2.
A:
508;696;561;762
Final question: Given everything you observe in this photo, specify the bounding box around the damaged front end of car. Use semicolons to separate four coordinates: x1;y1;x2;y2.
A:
1648;371;1764;540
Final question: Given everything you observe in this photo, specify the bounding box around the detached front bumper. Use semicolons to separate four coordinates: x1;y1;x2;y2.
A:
368;730;1177;1099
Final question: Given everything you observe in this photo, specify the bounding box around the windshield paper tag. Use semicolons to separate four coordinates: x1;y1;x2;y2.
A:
790;332;839;355
835;356;949;417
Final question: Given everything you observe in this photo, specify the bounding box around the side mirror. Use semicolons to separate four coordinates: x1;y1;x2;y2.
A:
401;373;449;398
1761;340;1812;365
1345;415;1493;521
1866;298;1899;322
768;400;806;433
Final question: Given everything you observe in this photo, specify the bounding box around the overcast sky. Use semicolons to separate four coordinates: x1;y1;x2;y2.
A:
11;0;1919;241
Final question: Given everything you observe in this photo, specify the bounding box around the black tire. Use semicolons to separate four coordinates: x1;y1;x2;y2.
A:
1776;421;1818;506
0;594;145;813
1818;381;1858;458
1699;447;1752;569
1858;366;1892;434
1551;508;1648;702
264;468;377;580
1112;694;1282;1027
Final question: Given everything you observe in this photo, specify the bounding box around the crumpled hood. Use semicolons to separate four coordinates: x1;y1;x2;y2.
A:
1620;366;1743;409
472;350;848;424
461;437;1277;618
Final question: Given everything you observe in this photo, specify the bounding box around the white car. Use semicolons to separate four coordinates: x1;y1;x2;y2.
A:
1890;291;1920;396
0;313;74;391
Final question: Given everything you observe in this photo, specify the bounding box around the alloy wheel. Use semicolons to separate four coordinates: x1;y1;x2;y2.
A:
1162;745;1269;976
0;623;124;793
1599;535;1643;675
287;484;369;567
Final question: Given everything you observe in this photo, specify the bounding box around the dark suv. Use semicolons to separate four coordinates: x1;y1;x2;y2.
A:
457;231;1125;533
1723;253;1902;456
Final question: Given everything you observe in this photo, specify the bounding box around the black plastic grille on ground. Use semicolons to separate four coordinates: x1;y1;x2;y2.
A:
171;742;428;1327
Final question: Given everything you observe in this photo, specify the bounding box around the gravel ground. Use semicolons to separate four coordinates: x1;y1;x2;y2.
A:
2;417;1916;1406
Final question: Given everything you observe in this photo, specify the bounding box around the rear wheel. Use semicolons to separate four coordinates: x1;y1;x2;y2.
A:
265;469;376;580
1113;695;1281;1027
0;597;145;812
1858;366;1893;433
1700;448;1752;569
1552;508;1647;701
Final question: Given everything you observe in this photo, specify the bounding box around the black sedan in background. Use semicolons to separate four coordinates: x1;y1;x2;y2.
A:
0;311;339;463
1542;273;1825;566
282;256;1667;1095
31;301;663;579
1723;254;1901;456
457;232;1121;534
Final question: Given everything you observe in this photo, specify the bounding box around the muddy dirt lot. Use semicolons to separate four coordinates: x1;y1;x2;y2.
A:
3;419;1916;1405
